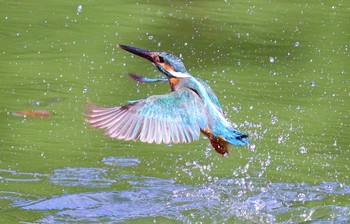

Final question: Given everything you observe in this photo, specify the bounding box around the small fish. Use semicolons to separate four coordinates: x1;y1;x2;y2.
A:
12;110;51;118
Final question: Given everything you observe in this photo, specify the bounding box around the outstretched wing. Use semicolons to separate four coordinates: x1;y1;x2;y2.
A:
85;88;208;144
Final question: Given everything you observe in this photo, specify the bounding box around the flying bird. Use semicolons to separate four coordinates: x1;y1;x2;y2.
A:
85;44;249;155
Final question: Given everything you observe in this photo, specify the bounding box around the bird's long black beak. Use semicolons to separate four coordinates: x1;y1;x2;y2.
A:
118;44;156;63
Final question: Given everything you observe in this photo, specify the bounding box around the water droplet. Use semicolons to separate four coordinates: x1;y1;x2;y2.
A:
248;144;256;152
269;56;275;63
77;5;82;14
243;163;250;173
231;106;239;113
82;86;88;93
298;192;306;200
277;136;284;144
271;116;278;124
333;139;337;147
247;7;254;15
294;41;300;47
33;101;41;107
310;81;316;87
299;146;307;154
148;35;153;40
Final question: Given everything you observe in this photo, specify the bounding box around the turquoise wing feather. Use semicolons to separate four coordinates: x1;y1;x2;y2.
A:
195;78;223;113
85;88;208;144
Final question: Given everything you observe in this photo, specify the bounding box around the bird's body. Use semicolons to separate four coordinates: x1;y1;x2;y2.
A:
85;45;249;155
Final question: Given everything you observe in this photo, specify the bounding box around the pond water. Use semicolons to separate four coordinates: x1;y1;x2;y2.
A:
1;0;349;223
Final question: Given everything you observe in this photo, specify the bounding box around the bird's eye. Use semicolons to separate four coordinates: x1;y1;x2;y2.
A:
159;57;165;63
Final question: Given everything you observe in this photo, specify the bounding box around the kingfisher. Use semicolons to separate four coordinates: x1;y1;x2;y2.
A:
85;44;249;155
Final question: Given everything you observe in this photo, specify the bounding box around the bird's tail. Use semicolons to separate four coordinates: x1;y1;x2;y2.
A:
226;131;250;146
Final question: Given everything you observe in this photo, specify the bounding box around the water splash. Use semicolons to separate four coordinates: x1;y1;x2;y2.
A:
2;168;349;223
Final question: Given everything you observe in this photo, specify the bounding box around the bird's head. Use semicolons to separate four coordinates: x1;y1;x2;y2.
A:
118;44;191;78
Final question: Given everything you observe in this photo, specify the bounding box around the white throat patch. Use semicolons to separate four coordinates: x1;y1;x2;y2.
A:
169;71;191;78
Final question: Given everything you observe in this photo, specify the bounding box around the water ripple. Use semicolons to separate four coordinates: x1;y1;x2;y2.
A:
0;169;47;182
50;167;116;188
10;174;350;223
101;157;141;167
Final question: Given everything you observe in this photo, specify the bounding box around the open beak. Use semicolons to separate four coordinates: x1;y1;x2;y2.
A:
118;44;157;63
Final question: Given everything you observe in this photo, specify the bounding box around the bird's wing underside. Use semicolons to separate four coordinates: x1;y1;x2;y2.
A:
85;88;208;144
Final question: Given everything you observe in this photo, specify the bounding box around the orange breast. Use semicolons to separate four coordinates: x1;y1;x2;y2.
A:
201;127;229;155
169;78;180;91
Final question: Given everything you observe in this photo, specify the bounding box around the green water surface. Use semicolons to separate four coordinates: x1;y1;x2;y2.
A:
0;0;349;223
